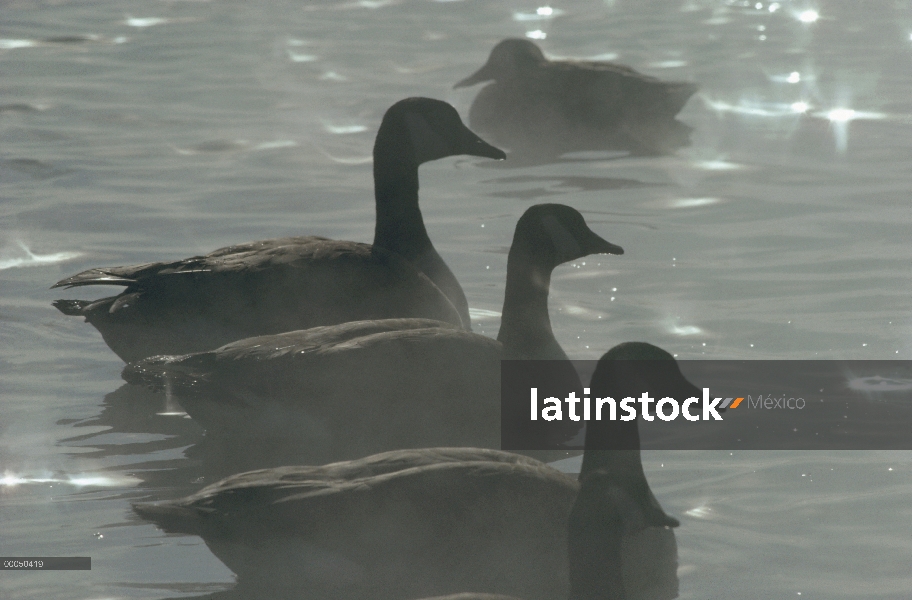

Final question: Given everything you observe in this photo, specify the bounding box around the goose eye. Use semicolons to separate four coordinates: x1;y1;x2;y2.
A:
540;214;582;258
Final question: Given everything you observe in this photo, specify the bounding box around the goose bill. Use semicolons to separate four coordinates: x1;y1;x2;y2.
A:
453;64;495;89
585;232;624;256
458;126;507;160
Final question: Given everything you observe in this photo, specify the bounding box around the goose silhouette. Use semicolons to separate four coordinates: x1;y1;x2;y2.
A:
132;342;693;600
455;39;698;157
52;98;505;362
122;204;621;462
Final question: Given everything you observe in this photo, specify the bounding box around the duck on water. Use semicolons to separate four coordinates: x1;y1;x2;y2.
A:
132;342;696;600
122;204;622;462
52;98;505;362
455;39;698;158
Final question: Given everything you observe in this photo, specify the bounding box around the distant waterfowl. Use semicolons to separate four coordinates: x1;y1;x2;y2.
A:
454;39;698;157
122;204;622;461
132;342;694;600
52;98;505;362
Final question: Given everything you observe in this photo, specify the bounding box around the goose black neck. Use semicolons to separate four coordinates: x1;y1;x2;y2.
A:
568;473;628;600
372;156;434;262
579;359;647;491
372;143;471;329
497;246;564;359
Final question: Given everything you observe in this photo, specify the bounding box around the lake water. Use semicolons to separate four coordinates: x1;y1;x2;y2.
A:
2;0;912;598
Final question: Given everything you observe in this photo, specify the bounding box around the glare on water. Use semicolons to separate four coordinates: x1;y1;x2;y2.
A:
2;0;912;599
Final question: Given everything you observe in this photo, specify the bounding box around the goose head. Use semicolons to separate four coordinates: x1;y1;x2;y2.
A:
584;342;701;454
454;39;548;88
581;342;701;529
374;98;506;167
510;203;623;274
590;342;701;406
498;204;623;359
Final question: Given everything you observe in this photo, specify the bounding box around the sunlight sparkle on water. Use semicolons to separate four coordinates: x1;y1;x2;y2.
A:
685;505;712;518
514;6;563;21
0;39;37;50
287;51;317;63
665;316;703;336
670;325;702;335
1;473;28;487
648;60;688;69
357;0;396;7
526;30;547;40
670;197;720;208
705;97;808;118
797;10;818;23
813;108;886;152
787;72;800;83
469;308;502;320
322;123;368;135
827;108;855;123
695;159;744;171
253;140;298;151
125;17;169;28
1;472;140;488
0;242;81;270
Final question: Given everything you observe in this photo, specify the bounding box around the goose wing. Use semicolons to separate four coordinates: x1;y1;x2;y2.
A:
53;238;464;361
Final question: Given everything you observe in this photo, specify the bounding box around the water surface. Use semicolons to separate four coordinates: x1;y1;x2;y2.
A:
2;0;912;598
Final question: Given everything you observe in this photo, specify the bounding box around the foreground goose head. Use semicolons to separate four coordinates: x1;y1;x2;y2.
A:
376;97;507;167
454;39;547;87
499;204;622;360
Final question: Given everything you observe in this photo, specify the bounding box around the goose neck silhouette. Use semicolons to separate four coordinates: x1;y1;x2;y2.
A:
577;342;700;529
497;204;622;360
372;98;506;328
498;248;558;360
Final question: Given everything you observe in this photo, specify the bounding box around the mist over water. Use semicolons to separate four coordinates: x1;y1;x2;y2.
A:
3;0;912;598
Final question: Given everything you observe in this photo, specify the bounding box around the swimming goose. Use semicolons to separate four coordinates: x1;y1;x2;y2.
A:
122;204;621;462
454;39;698;157
132;342;693;600
52;98;505;362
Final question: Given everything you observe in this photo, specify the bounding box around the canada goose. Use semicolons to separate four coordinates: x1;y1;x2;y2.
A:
132;342;693;600
454;39;698;157
121;204;621;461
52;98;505;362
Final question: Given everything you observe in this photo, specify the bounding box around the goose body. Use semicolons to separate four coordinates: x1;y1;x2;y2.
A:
52;98;505;362
122;204;622;460
133;343;696;600
454;39;698;157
